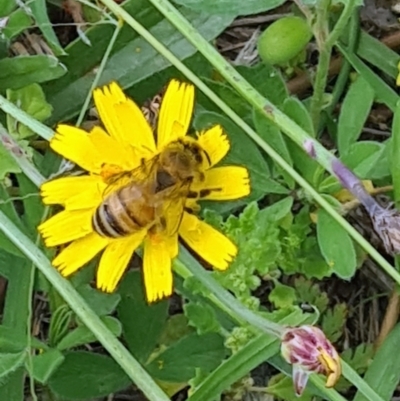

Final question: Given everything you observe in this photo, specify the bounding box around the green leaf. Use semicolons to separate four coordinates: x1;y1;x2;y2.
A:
338;44;399;112
316;209;356;279
7;83;53;139
1;9;32;40
282;98;321;184
29;0;66;56
172;0;286;16
237;63;289;107
183;302;220;334
15;174;43;234
337;77;374;155
259;196;294;222
253;108;293;166
321;303;347;342
76;284;121;316
0;326;26;353
357;31;399;78
391;101;400;202
0;352;25;380
342;141;390;180
0;140;20;179
48;351;130;400
118;271;168;363
30;349;65;384
0;184;28;256
57;316;122;351
267;375;313;401
147;333;226;382
269;282;297;309
0;55;66;90
0;0;16;17
353;324;400;401
44;5;234;124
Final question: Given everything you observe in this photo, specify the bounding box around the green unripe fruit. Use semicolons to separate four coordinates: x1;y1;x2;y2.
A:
257;16;312;66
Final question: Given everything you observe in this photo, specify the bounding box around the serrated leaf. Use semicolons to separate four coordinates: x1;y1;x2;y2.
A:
48;352;130;400
117;271;168;363
183;302;220;334
57;316;122;351
269;282;296;309
337;77;374;155
0;55;66;90
31;349;65;384
316;209;356;279
147;333;226;382
172;0;286;16
294;277;329;314
322;303;347;342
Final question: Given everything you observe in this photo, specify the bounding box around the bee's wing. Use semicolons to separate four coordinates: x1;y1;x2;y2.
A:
102;157;158;198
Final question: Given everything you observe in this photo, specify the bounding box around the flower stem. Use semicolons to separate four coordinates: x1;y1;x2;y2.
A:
0;211;170;401
309;0;357;131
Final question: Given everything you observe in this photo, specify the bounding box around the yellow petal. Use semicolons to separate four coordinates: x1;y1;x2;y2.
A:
97;232;146;292
93;82;156;151
143;234;174;303
190;166;250;201
51;125;103;173
38;209;94;247
179;212;237;270
41;175;106;210
196;125;229;167
157;80;194;149
53;232;109;276
89;126;140;171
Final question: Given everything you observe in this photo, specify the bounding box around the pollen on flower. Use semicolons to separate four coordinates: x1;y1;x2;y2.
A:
39;79;251;303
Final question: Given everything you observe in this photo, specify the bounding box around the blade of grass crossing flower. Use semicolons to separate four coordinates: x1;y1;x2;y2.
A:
96;0;400;288
0;211;170;401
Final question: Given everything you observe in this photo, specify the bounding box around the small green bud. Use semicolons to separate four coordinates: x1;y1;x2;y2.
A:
257;16;312;66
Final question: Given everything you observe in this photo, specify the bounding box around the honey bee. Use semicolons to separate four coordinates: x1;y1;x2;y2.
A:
92;137;211;239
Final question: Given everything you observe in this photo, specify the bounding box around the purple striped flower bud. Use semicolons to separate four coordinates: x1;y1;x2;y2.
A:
281;325;341;396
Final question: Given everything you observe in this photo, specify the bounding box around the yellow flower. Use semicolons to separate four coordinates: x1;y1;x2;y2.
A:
38;80;250;302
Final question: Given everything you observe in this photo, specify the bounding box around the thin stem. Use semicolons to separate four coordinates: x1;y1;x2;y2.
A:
76;18;123;126
0;212;170;401
310;47;331;131
326;0;358;48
